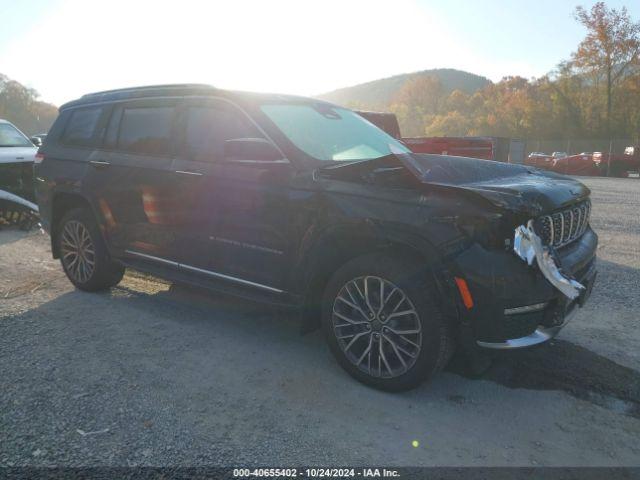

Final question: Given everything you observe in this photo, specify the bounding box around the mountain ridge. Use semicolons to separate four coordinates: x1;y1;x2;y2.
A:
317;68;491;109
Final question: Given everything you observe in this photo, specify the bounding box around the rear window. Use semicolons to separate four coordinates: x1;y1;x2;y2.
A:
61;107;104;146
117;107;174;156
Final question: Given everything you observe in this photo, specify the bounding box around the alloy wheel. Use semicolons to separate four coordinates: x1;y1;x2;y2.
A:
60;220;96;284
332;276;422;378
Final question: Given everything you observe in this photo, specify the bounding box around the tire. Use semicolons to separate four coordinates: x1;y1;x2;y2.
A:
56;207;124;292
322;252;453;392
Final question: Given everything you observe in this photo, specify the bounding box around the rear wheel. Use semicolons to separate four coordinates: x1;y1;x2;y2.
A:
322;253;452;391
57;208;124;291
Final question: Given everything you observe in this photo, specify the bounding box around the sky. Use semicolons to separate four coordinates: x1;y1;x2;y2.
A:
1;0;639;106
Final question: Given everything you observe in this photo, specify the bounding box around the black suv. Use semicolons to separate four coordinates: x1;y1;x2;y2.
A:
35;84;597;391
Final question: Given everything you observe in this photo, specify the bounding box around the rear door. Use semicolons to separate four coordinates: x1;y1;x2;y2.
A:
88;98;181;260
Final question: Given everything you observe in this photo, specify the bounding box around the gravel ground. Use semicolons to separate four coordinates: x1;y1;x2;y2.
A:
0;176;639;467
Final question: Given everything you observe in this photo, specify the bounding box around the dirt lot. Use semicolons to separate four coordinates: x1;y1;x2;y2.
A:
1;176;639;467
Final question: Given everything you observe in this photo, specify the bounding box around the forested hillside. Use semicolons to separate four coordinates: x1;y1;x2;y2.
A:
0;74;57;135
318;3;640;141
318;68;490;110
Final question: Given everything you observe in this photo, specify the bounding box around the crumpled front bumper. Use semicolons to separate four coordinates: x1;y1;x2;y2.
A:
476;264;596;349
451;227;597;350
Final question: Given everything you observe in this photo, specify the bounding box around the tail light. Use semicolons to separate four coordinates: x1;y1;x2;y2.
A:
34;153;45;165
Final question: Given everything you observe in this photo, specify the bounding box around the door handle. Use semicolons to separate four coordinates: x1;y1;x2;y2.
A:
90;160;111;168
175;170;203;176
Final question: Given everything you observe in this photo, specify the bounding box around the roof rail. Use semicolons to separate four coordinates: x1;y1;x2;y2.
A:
59;83;218;110
81;83;214;98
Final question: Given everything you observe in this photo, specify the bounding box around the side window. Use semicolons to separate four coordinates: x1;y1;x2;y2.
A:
61;107;104;146
185;104;262;162
117;106;174;156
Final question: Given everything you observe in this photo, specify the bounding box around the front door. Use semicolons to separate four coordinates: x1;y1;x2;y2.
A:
172;97;295;292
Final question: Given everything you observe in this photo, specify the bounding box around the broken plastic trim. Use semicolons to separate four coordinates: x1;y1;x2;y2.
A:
513;220;584;300
0;189;38;212
0;189;39;230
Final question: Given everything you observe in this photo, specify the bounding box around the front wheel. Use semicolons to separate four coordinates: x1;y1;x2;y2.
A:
322;253;452;391
57;208;124;291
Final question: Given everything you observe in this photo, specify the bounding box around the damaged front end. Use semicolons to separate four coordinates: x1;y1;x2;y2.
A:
315;151;598;350
513;220;585;300
454;202;597;349
390;153;600;350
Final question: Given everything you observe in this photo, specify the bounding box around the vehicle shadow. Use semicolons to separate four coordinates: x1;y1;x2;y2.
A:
447;342;640;419
4;261;639;425
116;266;640;419
448;256;640;418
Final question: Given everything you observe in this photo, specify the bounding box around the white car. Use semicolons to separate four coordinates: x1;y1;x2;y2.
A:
0;119;38;202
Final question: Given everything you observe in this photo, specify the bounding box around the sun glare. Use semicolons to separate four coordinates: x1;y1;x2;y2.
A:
0;0;491;105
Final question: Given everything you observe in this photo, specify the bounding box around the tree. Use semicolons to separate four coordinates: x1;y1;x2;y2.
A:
572;2;640;136
425;111;473;136
0;73;58;135
393;75;445;115
390;76;445;136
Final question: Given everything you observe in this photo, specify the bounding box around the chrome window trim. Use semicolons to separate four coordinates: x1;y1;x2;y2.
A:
61;94;291;164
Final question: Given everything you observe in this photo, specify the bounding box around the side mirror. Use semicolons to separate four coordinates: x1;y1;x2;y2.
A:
31;136;42;147
223;138;285;163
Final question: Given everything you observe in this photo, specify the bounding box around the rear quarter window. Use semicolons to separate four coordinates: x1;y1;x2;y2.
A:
61;107;104;146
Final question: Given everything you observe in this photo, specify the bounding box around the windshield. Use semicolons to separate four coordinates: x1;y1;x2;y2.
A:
260;103;410;162
0;123;32;147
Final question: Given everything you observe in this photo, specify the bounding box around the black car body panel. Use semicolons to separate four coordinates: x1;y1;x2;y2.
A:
36;84;597;352
395;153;590;215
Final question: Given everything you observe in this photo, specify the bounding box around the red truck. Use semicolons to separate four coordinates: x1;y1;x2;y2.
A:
594;148;640;177
547;153;601;176
356;111;526;164
356;110;639;178
403;136;527;163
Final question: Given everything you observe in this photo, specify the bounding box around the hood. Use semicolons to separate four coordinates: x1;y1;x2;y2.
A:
396;152;590;216
0;146;37;164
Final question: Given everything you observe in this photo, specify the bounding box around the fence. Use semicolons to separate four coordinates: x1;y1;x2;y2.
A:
526;138;637;156
524;138;639;177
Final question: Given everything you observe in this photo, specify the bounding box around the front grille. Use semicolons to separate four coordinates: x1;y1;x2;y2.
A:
534;200;591;248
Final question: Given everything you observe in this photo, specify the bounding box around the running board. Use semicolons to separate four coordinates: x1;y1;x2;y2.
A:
119;253;300;308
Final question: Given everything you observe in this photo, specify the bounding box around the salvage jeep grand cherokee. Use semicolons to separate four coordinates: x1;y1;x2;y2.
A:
35;84;597;391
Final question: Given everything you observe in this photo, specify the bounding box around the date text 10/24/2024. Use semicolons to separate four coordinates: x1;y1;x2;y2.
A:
233;468;401;478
